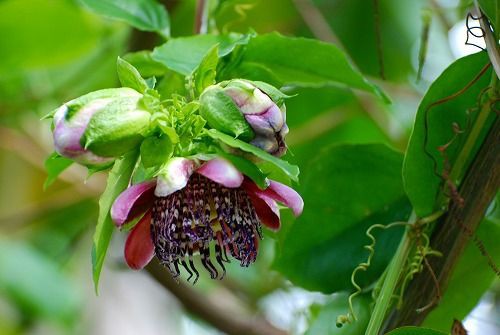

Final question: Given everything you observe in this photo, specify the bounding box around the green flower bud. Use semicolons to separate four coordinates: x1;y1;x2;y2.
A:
53;88;151;165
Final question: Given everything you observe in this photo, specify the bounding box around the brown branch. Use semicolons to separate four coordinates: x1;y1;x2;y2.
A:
291;0;341;45
194;0;209;34
146;260;287;335
384;115;500;329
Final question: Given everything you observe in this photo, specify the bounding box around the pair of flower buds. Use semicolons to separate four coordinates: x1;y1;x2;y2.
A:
51;79;302;281
53;79;288;167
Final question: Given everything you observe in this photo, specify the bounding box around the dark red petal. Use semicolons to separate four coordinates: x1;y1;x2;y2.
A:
248;192;280;230
124;211;155;270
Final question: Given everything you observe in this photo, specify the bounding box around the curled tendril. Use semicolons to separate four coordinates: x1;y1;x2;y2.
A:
336;211;445;327
397;229;442;310
336;221;409;327
465;13;486;50
422;65;491;209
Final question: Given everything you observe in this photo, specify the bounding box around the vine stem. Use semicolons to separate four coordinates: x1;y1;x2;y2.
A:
448;1;499;186
194;0;209;34
364;212;416;335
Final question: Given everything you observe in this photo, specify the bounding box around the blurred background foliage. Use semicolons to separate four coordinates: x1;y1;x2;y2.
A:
0;0;498;334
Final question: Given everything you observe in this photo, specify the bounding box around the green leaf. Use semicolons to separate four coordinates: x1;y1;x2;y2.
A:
79;0;170;37
199;86;255;141
205;129;300;182
116;57;149;93
385;326;447;335
43;152;73;189
92;150;139;293
218;151;268;189
0;0;103;71
151;33;252;75
275;144;411;293
422;217;500;331
306;293;371;335
402;52;492;216
140;135;173;168
478;0;499;32
0;239;80;324
194;45;219;95
224;33;387;101
123;51;169;78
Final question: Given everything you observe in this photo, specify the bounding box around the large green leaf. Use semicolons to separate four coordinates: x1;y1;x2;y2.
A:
79;0;170;37
92;150;139;292
0;240;80;324
0;0;103;71
422;217;500;331
478;0;499;32
151;33;252;75
306;294;370;335
402;52;492;216
385;327;447;335
275;144;411;293
222;33;387;100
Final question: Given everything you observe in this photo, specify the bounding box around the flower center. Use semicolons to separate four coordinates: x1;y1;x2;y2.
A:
151;174;262;283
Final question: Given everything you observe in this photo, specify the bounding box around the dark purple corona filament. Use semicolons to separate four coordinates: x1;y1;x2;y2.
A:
151;174;262;283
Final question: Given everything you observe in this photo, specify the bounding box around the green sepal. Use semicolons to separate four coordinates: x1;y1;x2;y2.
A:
43;152;73;190
199;86;254;141
82;98;151;157
122;50;168;78
64;88;140;120
140;135;173;168
193;45;219;95
117;56;149;93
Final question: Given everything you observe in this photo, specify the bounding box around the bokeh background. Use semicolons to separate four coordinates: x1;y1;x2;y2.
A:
0;0;498;334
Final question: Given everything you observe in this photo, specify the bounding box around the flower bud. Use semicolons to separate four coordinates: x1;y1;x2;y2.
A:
222;80;288;157
53;88;151;166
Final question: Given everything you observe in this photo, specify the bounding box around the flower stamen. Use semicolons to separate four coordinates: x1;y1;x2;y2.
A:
151;174;262;282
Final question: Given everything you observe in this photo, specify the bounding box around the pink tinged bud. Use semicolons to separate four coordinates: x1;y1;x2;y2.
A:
111;180;156;227
124;210;155;270
52;87;147;165
53;101;114;166
196;158;244;188
155;157;197;197
223;80;289;156
224;83;274;115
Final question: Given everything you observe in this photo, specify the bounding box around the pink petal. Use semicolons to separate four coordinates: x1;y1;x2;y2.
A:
124;211;155;270
244;179;303;217
111;180;156;227
155;157;196;197
196;158;243;188
264;181;304;217
248;192;280;230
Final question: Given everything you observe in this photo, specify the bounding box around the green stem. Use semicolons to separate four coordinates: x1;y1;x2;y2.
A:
447;97;492;185
364;213;416;335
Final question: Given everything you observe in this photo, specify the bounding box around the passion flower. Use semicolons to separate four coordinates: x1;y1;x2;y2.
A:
111;157;303;282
